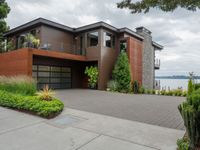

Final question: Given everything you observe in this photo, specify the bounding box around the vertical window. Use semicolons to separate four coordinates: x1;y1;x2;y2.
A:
87;31;99;47
104;32;115;48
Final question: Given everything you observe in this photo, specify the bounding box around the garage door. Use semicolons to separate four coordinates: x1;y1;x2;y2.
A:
32;65;72;89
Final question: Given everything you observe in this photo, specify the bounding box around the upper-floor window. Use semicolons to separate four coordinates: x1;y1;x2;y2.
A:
87;31;99;47
104;32;115;48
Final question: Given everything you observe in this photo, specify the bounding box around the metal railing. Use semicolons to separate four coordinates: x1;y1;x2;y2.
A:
155;58;160;69
154;80;160;90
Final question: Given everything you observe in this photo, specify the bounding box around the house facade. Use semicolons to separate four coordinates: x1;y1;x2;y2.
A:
0;18;163;90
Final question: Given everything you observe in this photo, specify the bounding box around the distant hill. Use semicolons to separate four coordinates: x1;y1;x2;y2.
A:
156;75;200;79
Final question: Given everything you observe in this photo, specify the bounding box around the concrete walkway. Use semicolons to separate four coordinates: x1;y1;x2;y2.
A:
0;107;184;150
56;89;185;130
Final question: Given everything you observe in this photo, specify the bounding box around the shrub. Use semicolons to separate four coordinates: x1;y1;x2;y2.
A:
177;137;189;150
160;90;166;95
36;85;55;101
188;79;194;95
107;80;119;92
0;76;37;95
178;91;200;149
85;66;99;89
0;90;64;118
139;86;145;94
112;51;131;93
132;80;139;94
194;83;200;90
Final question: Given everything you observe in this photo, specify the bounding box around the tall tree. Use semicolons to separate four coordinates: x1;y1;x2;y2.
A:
112;51;131;93
117;0;200;13
0;0;10;52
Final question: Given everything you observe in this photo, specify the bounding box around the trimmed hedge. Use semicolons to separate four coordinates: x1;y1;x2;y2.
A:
0;90;64;118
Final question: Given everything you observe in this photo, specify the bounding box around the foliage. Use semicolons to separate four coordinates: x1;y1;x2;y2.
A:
132;80;139;94
85;66;99;89
0;0;10;53
178;90;200;149
24;33;40;48
0;90;64;118
117;0;200;13
139;86;145;94
188;79;194;95
36;85;55;101
194;83;200;90
0;76;37;95
112;51;131;93
107;80;119;92
177;137;189;150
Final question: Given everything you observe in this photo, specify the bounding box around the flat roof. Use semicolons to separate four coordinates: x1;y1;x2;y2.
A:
3;18;143;40
4;18;163;49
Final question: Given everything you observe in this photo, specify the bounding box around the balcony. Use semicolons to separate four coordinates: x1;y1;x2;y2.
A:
155;58;160;69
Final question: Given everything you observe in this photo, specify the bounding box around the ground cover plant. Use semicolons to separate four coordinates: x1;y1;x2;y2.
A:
0;76;64;118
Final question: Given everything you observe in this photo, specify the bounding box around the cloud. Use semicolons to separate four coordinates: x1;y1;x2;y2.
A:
5;0;200;76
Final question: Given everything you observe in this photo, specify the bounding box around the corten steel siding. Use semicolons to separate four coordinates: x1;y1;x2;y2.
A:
127;37;143;86
0;49;32;76
40;25;75;53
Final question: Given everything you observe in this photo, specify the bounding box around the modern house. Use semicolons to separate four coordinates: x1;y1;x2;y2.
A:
0;18;163;90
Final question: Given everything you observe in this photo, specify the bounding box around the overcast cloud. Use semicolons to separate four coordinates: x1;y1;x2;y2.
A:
6;0;200;76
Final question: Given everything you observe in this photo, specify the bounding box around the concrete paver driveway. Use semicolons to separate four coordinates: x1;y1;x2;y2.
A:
56;89;185;130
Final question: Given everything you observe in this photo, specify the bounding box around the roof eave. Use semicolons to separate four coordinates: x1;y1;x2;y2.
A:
152;41;163;50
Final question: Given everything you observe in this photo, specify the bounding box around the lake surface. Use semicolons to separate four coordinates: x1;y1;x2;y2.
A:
156;79;200;90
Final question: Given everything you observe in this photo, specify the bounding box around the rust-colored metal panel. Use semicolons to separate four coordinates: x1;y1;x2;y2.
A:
0;49;32;76
127;37;143;86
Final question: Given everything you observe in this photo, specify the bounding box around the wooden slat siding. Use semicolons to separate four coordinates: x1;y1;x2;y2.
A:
127;37;143;86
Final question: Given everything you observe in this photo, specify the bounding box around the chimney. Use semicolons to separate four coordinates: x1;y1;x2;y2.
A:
136;26;152;36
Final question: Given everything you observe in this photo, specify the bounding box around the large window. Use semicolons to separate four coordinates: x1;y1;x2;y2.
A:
104;32;115;48
87;31;99;47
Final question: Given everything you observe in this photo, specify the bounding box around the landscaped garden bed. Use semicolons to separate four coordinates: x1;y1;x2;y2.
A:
0;76;64;118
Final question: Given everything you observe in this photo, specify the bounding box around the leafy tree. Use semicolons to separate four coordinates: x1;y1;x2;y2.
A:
112;50;131;92
117;0;200;13
0;0;10;52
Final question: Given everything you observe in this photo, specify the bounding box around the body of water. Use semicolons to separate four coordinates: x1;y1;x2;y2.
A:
156;79;200;90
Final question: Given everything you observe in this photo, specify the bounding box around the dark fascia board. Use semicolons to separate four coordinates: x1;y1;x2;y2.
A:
152;41;163;50
75;21;119;33
119;28;144;40
3;18;74;37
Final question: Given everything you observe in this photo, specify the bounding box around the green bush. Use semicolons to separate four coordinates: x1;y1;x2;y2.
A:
188;79;194;95
178;90;200;149
85;66;99;89
0;90;64;118
107;80;119;92
132;80;139;94
177;138;189;150
139;86;145;94
194;83;200;90
0;76;36;95
112;51;131;93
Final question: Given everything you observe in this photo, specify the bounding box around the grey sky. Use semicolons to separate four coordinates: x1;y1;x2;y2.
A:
6;0;200;76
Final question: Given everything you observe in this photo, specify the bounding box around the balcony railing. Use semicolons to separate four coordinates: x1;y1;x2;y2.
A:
154;80;160;90
155;58;160;69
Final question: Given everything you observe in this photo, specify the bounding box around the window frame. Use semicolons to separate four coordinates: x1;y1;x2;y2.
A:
87;30;99;47
103;31;115;48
